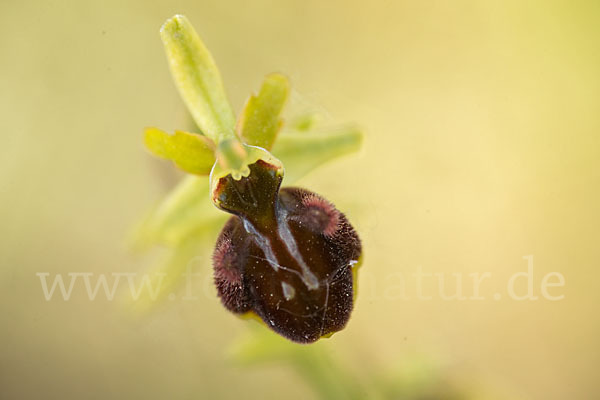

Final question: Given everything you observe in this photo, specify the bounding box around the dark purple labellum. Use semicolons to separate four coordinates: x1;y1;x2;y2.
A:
212;160;362;343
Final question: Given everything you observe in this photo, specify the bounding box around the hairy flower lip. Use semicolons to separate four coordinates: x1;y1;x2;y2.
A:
212;159;361;343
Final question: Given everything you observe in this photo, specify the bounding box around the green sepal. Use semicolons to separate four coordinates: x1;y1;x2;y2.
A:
272;125;363;183
160;15;236;143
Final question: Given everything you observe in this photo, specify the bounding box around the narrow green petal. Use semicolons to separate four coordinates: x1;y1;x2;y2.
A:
272;125;363;183
237;73;290;150
144;127;216;175
160;15;236;143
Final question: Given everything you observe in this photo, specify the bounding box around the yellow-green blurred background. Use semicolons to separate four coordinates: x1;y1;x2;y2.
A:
1;0;599;399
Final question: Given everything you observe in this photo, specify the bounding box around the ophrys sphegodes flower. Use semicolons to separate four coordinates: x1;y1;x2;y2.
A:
142;15;363;343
